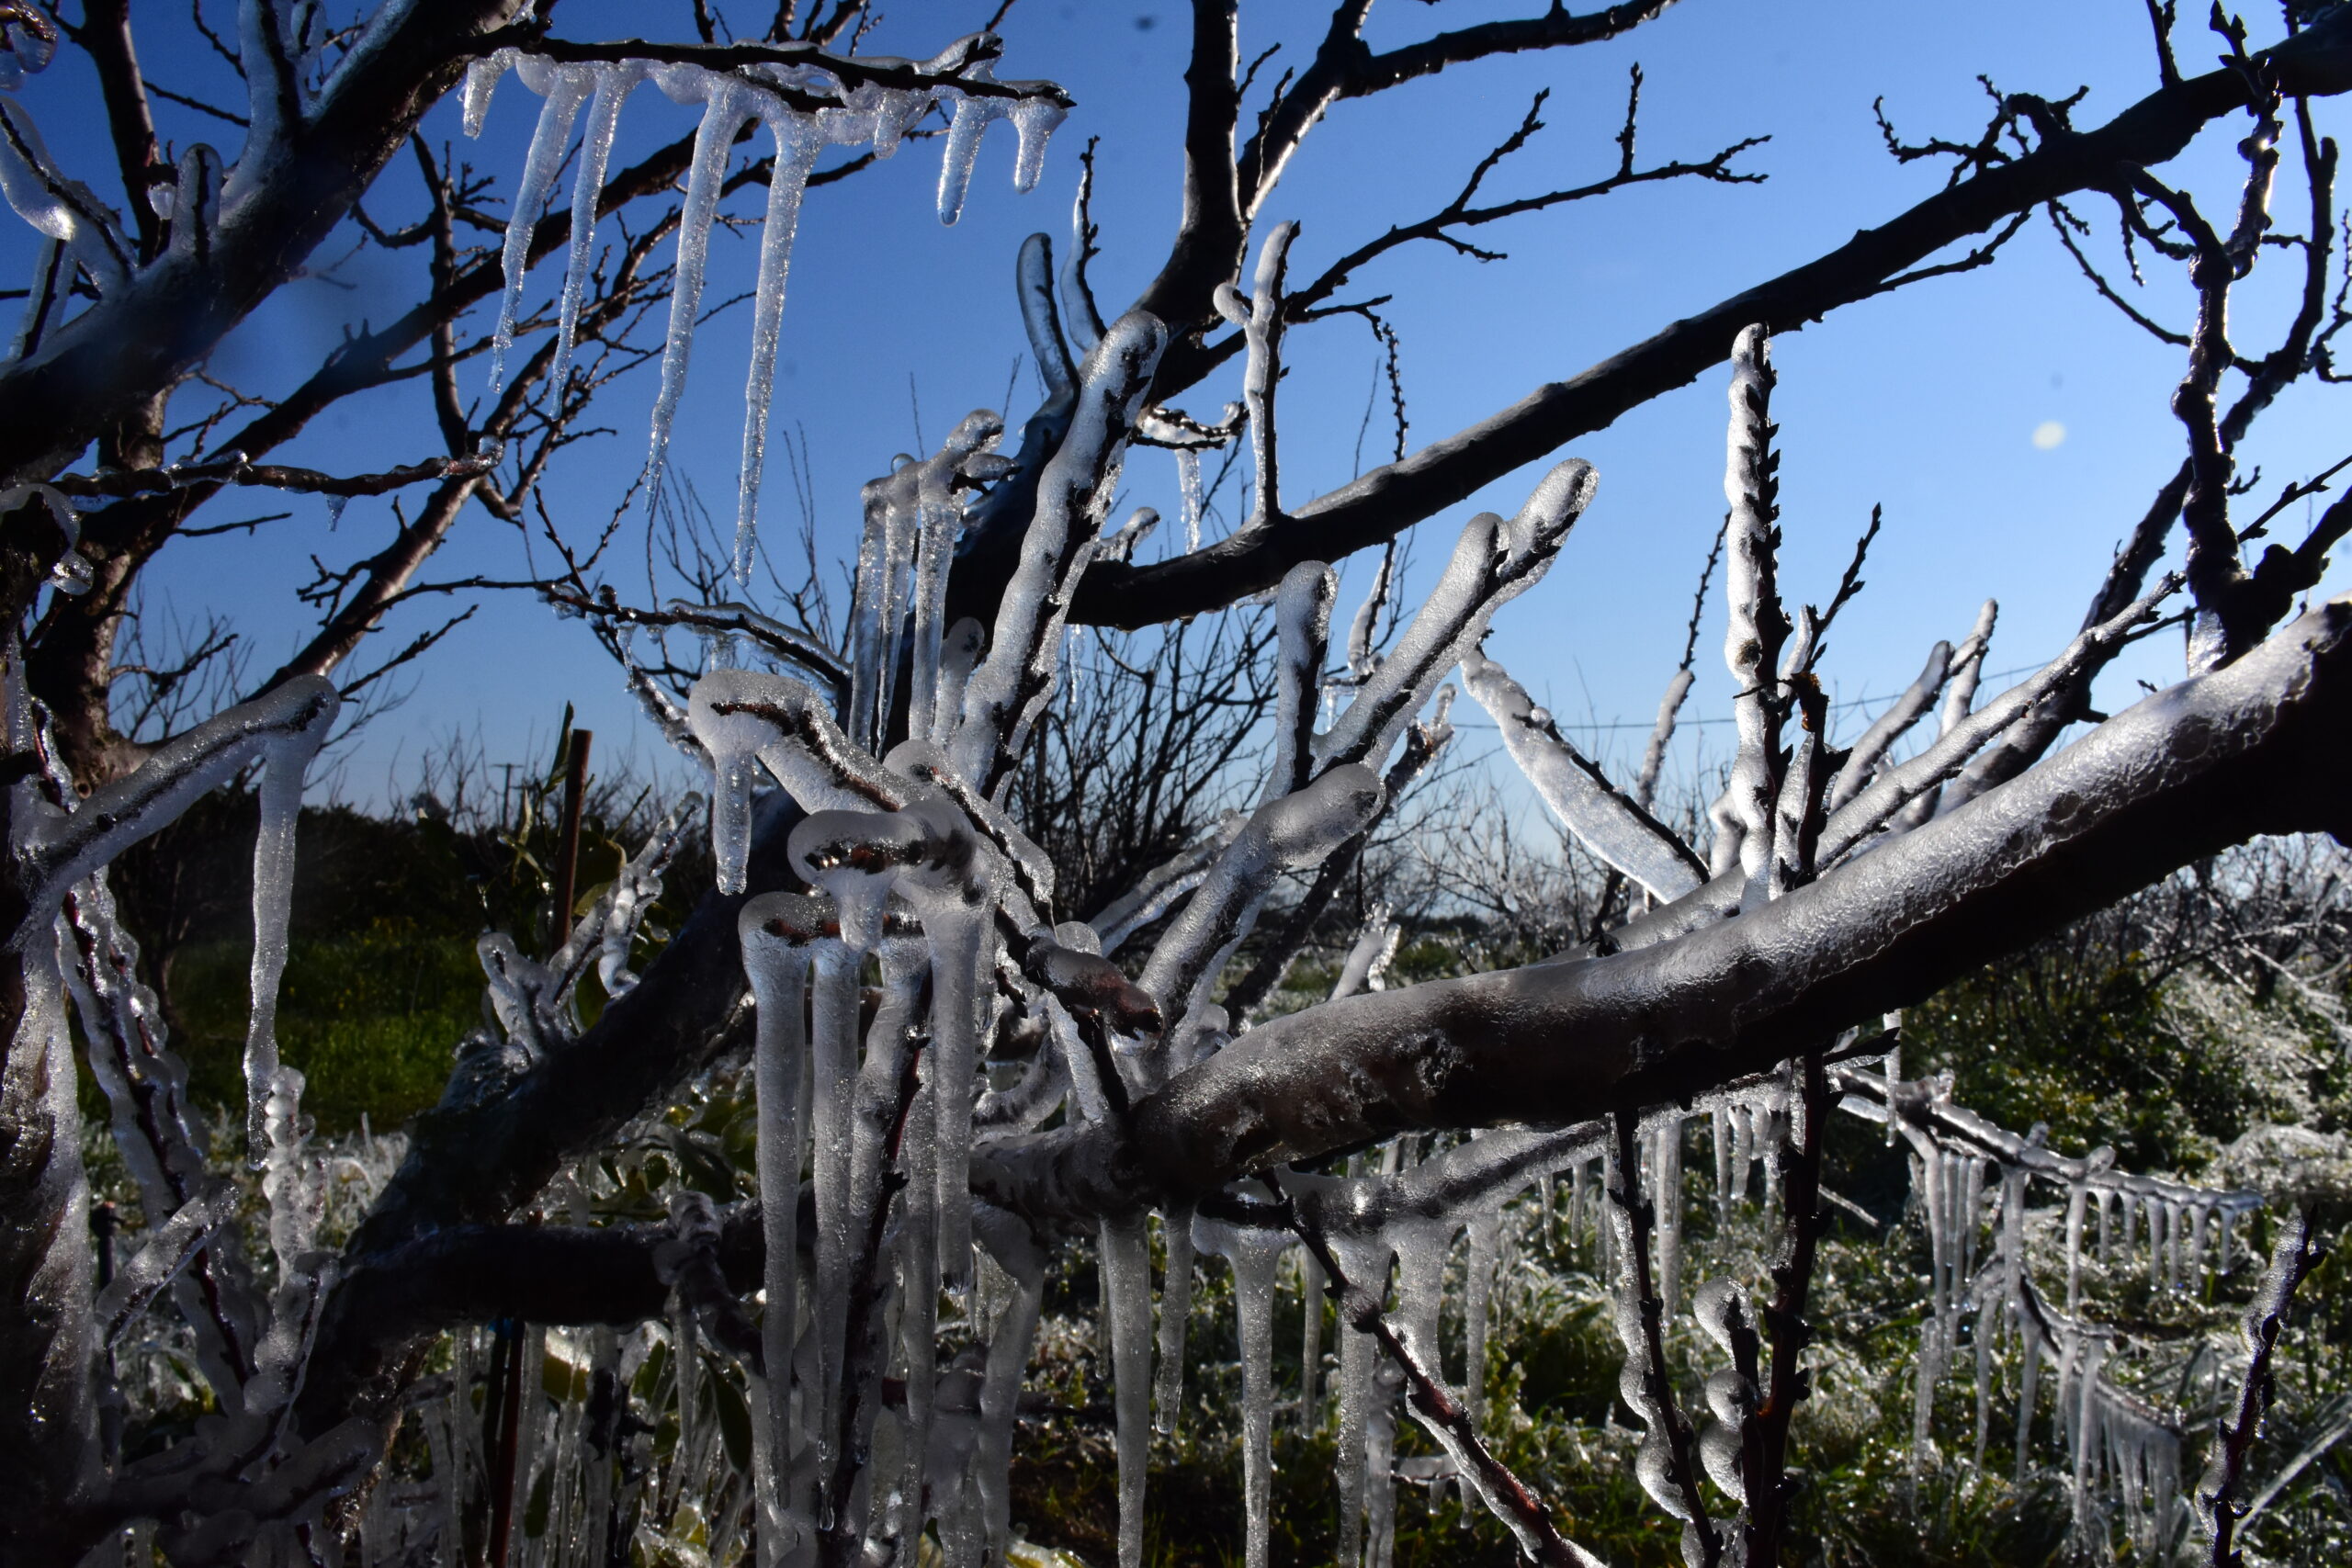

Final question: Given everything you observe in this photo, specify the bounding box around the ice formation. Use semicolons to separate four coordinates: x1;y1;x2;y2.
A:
20;121;2305;1558
460;36;1065;600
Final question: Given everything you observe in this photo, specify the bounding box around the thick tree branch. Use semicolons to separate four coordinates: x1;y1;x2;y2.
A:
978;596;2352;1215
300;793;807;1432
0;0;522;483
1076;19;2352;627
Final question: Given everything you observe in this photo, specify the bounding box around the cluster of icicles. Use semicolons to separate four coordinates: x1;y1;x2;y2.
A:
460;35;1065;585
1839;1063;2261;1561
34;660;715;1560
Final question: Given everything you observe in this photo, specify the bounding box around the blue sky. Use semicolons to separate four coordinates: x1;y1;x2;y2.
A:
14;0;2351;805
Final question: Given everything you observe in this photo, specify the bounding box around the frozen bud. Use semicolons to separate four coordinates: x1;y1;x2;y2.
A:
1693;1276;1749;1354
1703;1366;1755;1425
1023;940;1162;1036
1699;1419;1746;1502
743;889;836;947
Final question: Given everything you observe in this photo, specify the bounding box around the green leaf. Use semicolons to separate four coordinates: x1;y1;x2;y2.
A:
707;1357;752;1476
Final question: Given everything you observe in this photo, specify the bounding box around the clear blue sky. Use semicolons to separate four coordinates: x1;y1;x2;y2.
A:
14;0;2351;804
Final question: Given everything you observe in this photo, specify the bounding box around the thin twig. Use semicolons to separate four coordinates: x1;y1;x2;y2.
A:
1271;1172;1601;1568
2203;1203;2324;1568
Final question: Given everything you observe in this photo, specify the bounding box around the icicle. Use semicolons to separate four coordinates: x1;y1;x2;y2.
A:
1973;1287;1996;1470
972;1212;1046;1567
2064;1179;2088;1313
488;64;595;398
1961;1156;1985;1288
2015;1313;2042;1487
733;110;824;586
2218;1206;2235;1276
1464;1208;1501;1429
642;77;759;505
897;1042;941;1542
1009;94;1068;191
2071;1336;2107;1544
935;85;1003;224
1299;1246;1325;1431
808;942;858;1480
1712;1107;1734;1224
1332;1229;1387;1568
741;896;819;1562
1154;1201;1195;1434
461;48;517;136
1241;1241;1279;1568
2148;1199;2168;1292
1178;446;1203;552
1197;1222;1284;1568
2098;1188;2113;1263
1650;1117;1684;1320
550;64;647;401
1102;1215;1153;1568
1732;1106;1755;1203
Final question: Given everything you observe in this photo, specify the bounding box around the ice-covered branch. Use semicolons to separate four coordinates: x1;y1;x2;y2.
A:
981;595;2352;1211
1607;1112;1724;1562
1216;221;1297;532
1267;560;1336;802
1135;761;1385;1070
949;311;1167;791
2199;1204;2322;1564
1276;1172;1609;1568
1074;15;2352;627
1316;457;1594;775
1713;324;1790;889
1817;582;2170;863
1464;646;1706;901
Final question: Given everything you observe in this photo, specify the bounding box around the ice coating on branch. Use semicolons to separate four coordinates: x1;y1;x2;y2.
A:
1901;599;1996;828
1328;906;1399;1001
588;795;702;998
688;669;911;890
487;65;594;398
1464;648;1707;901
863;413;1006;744
1137;762;1384;1047
732;111;825;585
1267;561;1337;802
1718;324;1790;889
1635;666;1693;813
1317;457;1595;774
59;869;262;1401
92;1179;238;1347
1217;223;1297;532
1815;577;2172;864
951;311;1167;783
0;99;130;296
1827;640;1951;812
